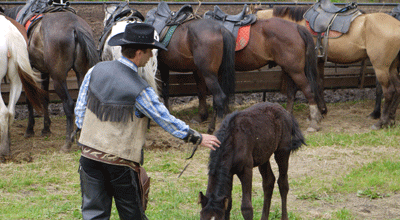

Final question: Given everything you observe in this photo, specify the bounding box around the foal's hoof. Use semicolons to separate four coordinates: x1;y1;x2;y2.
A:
306;127;318;133
367;112;380;120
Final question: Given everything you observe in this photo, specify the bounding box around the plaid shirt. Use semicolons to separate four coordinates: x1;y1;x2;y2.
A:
74;57;190;139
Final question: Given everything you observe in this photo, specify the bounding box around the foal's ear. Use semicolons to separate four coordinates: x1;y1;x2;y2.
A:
198;192;208;208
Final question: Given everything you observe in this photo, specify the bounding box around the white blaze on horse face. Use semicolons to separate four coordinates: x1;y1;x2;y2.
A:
211;217;215;220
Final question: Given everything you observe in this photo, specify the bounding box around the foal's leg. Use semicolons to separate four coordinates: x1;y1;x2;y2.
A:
237;167;254;220
258;161;275;220
274;150;291;220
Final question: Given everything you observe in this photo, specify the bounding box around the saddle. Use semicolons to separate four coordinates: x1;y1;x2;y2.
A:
98;2;145;56
389;4;400;21
145;1;198;44
304;0;361;34
203;5;256;39
304;0;361;59
16;0;75;25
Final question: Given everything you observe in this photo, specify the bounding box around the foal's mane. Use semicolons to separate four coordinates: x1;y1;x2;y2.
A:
207;110;240;197
273;6;309;22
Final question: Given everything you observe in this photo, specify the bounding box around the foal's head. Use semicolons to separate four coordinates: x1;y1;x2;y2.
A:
199;192;229;220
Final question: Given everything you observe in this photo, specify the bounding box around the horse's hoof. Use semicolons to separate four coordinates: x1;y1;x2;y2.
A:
24;132;35;138
370;124;380;130
190;118;200;124
60;144;71;153
41;130;51;137
367;112;380;120
306;127;317;133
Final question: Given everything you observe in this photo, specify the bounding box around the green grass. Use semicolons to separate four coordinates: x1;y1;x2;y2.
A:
2;101;400;219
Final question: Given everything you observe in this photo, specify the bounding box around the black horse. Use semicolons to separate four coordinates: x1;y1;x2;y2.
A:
199;102;306;220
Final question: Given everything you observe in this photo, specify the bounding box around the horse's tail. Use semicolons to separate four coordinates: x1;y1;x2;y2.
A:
219;27;236;107
74;25;100;70
7;23;45;113
297;25;326;114
289;112;306;152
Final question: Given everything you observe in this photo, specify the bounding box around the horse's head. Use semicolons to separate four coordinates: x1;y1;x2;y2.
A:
199;192;229;220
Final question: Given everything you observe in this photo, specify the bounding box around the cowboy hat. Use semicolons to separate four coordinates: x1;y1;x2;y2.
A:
108;23;167;51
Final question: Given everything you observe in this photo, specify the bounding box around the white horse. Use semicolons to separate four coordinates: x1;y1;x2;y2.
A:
0;15;44;159
101;3;159;92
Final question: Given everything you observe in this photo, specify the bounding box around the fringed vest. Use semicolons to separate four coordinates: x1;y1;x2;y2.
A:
79;61;149;163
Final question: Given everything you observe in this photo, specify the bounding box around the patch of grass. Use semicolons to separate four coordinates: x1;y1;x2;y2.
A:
305;127;400;148
332;208;355;220
334;158;400;196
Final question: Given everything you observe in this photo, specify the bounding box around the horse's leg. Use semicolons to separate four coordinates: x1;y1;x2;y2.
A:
284;72;298;114
258;161;275;220
159;63;171;111
237;167;254;220
52;79;75;152
274;150;291;220
192;69;209;124
0;64;22;157
287;71;322;132
40;73;51;136
369;79;382;119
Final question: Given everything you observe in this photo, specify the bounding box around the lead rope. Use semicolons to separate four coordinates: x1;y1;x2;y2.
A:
178;142;200;178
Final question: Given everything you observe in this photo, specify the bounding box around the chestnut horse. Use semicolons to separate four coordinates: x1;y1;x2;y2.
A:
5;6;99;151
233;17;327;132
255;4;400;130
0;14;44;159
199;102;306;220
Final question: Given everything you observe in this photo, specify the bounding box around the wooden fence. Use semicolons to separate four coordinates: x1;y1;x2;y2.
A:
1;61;376;104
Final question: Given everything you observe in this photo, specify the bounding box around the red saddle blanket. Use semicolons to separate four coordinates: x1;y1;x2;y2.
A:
24;14;43;33
235;25;250;51
306;21;343;38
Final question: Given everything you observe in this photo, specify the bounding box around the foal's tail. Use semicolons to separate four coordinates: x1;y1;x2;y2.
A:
297;25;327;114
7;22;45;113
219;27;236;108
289;113;306;152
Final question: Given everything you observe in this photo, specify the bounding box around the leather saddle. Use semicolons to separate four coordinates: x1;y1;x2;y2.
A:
203;5;256;38
389;4;400;21
16;0;73;25
98;2;145;56
145;1;196;36
304;0;361;34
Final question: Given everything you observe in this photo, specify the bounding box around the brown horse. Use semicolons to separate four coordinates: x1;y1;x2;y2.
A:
0;14;44;159
255;5;400;130
155;18;236;133
233;17;327;132
5;6;99;151
199;102;306;220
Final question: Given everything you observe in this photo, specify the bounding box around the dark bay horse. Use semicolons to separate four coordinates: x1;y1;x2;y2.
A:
233;17;327;132
158;18;236;133
146;4;236;133
0;14;45;159
199;102;306;220
5;6;99;152
256;4;400;130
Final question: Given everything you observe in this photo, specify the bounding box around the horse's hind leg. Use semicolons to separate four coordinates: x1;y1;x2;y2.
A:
274;149;291;220
258;161;276;220
52;80;75;152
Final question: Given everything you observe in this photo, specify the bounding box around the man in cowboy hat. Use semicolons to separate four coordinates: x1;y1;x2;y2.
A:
74;23;221;220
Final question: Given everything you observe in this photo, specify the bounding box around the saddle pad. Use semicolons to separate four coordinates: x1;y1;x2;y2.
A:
306;21;343;39
24;14;43;34
160;25;178;48
235;25;250;51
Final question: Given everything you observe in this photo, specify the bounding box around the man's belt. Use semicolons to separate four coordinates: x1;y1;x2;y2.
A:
81;145;140;171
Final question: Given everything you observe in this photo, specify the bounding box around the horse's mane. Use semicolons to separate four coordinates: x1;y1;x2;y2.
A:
273;6;309;22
